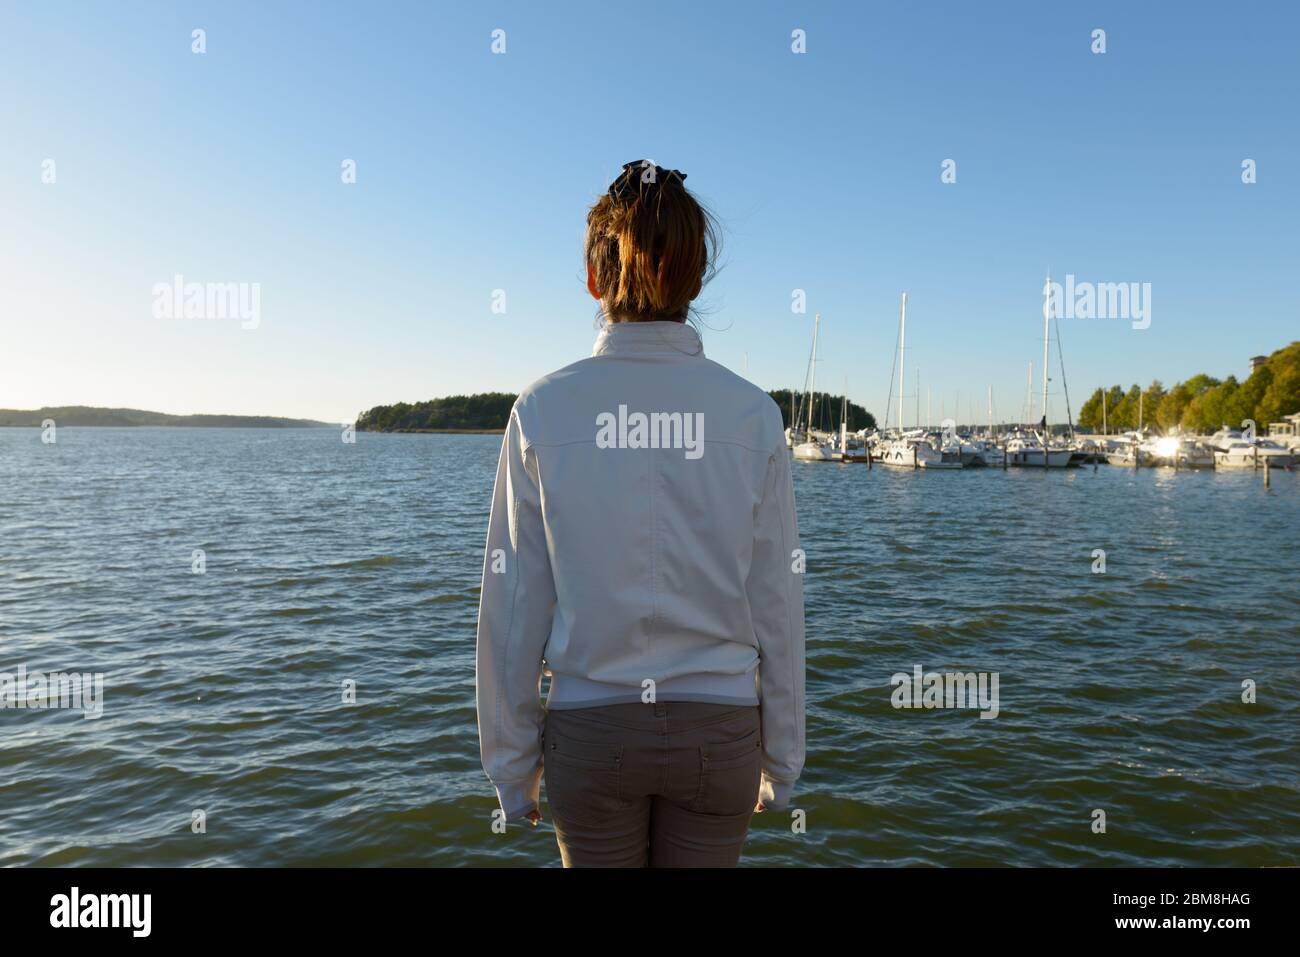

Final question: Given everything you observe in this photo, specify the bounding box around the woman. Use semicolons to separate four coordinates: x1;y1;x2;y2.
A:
475;161;805;867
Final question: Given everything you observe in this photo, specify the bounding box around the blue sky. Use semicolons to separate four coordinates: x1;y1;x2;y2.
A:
2;1;1296;425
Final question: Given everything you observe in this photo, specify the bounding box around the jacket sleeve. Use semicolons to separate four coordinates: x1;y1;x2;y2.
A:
748;439;807;810
475;406;556;820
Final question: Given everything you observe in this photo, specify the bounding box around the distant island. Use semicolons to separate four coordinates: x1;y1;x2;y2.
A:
356;390;878;433
356;393;516;432
0;406;332;428
769;389;876;433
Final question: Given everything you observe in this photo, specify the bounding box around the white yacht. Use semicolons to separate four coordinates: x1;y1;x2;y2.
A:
877;435;963;469
1006;431;1073;468
932;431;984;467
955;438;988;467
1105;439;1143;467
793;437;836;461
1267;414;1300;453
1144;436;1216;469
1214;439;1295;469
1102;431;1147;466
1206;428;1243;452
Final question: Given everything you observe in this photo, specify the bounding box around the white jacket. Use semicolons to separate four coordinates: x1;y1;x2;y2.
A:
475;320;806;820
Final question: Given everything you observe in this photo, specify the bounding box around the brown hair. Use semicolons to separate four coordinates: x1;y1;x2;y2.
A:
584;164;718;323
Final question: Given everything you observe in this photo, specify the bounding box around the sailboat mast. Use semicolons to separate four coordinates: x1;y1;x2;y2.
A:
897;293;907;432
1054;313;1076;440
807;313;820;435
1041;275;1052;437
1026;361;1034;425
915;370;919;431
840;379;848;454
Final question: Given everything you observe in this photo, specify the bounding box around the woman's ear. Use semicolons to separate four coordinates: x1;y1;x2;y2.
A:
586;261;602;301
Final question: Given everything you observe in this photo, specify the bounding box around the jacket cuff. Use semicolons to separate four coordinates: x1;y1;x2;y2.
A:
759;772;796;810
494;769;542;821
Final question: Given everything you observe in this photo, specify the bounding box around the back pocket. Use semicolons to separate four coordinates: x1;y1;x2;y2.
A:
692;722;762;816
543;718;625;827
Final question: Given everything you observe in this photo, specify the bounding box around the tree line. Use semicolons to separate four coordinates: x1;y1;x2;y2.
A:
356;393;517;431
356;389;881;433
769;389;878;433
0;406;329;428
1076;341;1299;433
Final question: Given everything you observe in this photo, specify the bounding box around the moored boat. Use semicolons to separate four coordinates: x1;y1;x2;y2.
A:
877;436;963;469
1144;436;1216;469
793;439;835;461
789;314;836;462
1214;439;1295;469
1006;431;1072;468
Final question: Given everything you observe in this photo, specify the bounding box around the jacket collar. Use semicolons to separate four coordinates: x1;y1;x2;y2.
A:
592;320;704;358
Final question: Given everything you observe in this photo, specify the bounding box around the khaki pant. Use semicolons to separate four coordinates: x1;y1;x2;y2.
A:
542;701;762;867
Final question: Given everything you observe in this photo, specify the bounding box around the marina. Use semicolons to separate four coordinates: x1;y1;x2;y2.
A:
783;289;1298;477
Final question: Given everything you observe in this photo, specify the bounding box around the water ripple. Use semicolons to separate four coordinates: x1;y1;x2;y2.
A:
0;429;1296;866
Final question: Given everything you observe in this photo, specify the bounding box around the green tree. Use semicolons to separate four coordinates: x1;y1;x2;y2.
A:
1183;375;1238;431
1104;385;1125;431
1226;366;1272;428
1156;381;1192;431
1077;387;1105;431
1256;359;1300;425
356;393;518;431
1142;380;1167;429
1077;342;1299;435
1182;373;1221;397
769;390;876;432
1110;384;1141;431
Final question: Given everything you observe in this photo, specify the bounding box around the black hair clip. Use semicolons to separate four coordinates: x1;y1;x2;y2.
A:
607;160;687;201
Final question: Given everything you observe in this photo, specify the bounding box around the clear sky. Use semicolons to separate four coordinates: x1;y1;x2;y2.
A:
2;1;1296;425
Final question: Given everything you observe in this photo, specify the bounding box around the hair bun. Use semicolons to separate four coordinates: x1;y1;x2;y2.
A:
608;160;687;202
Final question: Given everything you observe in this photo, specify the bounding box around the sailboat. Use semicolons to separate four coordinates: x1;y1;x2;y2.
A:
1007;276;1072;468
877;293;963;469
1005;430;1073;467
834;390;871;462
792;314;836;461
977;385;1006;466
785;318;815;448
